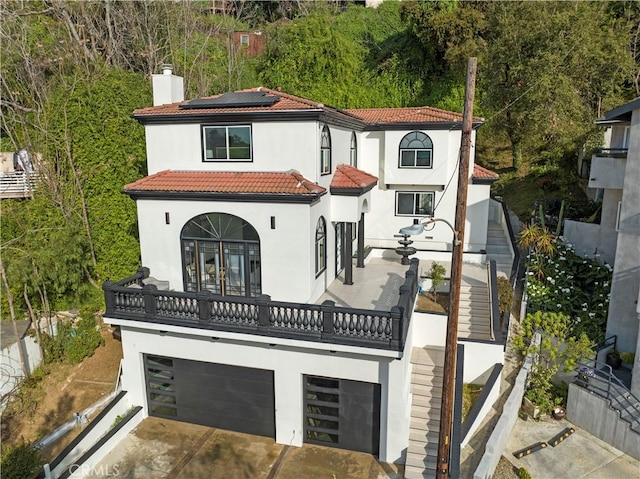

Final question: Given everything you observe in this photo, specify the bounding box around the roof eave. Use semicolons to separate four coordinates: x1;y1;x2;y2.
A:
330;182;377;196
124;189;326;204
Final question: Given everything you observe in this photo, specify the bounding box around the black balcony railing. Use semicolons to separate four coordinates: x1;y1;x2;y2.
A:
103;259;419;353
593;148;628;159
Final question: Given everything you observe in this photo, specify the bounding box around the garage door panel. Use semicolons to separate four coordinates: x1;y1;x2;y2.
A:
144;355;275;438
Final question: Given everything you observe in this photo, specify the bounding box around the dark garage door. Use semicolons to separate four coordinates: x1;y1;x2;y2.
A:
144;355;275;438
303;375;381;455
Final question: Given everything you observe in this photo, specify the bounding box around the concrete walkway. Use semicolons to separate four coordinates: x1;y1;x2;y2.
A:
506;416;640;478
86;417;404;479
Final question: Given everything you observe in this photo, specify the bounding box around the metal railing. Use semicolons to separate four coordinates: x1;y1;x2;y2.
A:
486;260;501;342
104;260;420;353
574;360;640;432
0;171;37;199
593;148;628;159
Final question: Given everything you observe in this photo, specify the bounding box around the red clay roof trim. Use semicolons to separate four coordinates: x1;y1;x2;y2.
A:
330;165;378;190
124;170;326;195
472;164;499;180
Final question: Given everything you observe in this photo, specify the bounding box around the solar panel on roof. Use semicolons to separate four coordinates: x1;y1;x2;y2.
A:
179;91;280;109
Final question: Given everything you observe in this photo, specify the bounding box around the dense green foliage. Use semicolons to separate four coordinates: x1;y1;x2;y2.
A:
1;0;639;317
0;441;42;479
41;317;104;364
514;311;593;414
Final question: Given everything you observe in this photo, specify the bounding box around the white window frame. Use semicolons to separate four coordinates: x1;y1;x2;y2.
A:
395;191;435;217
240;34;250;47
350;131;357;167
398;131;433;169
320;125;331;175
202;125;252;162
615;201;623;231
315;217;327;276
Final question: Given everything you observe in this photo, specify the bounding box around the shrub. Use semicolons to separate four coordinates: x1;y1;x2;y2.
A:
39;317;104;365
429;262;446;297
518;467;532;479
0;441;42;479
65;318;104;364
497;276;513;315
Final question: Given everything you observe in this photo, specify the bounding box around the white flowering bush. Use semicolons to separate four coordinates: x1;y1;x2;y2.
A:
525;235;612;343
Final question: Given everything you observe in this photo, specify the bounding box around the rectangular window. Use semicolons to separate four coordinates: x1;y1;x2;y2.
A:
399;149;432;168
320;149;331;175
615;201;622;231
240;34;249;46
396;192;435;216
203;125;252;161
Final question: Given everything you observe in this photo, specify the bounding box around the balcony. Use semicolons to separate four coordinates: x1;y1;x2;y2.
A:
103;260;419;354
588;152;626;190
0;172;37;199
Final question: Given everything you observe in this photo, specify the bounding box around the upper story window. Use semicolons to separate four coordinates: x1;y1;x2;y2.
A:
350;132;357;167
396;191;434;216
203;125;252;161
315;217;327;276
399;131;433;168
320;125;331;175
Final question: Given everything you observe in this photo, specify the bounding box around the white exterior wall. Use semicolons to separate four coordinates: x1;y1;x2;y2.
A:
144;121;319;177
0;336;43;400
466;183;490;253
137;198;321;303
117;325;410;463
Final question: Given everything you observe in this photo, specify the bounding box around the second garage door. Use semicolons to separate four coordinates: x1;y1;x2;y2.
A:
144;355;275;438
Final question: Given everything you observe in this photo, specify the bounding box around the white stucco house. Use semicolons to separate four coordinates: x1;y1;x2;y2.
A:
566;98;640;397
101;66;509;476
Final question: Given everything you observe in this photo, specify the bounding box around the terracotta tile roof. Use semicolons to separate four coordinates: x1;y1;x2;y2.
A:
331;165;378;190
346;107;483;125
124;170;326;196
472;164;499;181
133;87;360;123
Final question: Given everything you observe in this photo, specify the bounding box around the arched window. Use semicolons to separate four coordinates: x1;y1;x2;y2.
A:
320;125;332;175
399;131;433;168
315;217;327;276
350;131;357;167
181;213;261;297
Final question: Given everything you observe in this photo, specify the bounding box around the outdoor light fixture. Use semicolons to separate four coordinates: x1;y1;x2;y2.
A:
399;217;461;246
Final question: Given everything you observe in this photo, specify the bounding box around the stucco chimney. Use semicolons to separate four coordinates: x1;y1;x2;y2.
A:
152;64;184;106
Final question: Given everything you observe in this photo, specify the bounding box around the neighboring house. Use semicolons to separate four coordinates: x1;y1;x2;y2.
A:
232;31;265;57
0;151;38;200
565;98;640;396
102;66;507;474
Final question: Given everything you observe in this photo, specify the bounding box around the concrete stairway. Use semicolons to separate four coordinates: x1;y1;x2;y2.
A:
485;221;513;278
457;284;492;341
405;348;445;479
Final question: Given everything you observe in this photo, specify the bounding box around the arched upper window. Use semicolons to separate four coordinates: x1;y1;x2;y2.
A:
350;131;357;167
320;125;332;175
399;131;433;168
181;213;261;297
315;217;327;276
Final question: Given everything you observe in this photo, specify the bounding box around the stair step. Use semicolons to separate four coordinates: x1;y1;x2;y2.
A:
412;403;442;419
411;388;443;403
410;417;440;432
404;464;437;479
409;429;440;444
411;348;445;367
406;451;438;470
408;442;438;457
411;374;440;387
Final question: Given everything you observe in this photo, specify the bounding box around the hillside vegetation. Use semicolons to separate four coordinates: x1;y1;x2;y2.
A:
2;0;639;316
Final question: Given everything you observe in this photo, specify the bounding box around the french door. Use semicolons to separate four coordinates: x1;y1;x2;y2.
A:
335;222;344;276
183;240;260;297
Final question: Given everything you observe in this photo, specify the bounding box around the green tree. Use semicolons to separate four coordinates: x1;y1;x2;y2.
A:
481;1;634;169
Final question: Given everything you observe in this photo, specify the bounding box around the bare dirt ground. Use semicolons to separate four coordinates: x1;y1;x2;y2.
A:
1;326;123;462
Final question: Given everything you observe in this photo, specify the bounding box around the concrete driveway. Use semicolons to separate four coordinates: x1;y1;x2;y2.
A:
506;416;640;478
87;417;403;479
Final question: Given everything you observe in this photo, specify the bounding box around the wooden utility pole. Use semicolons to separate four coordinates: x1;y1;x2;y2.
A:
436;57;477;479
